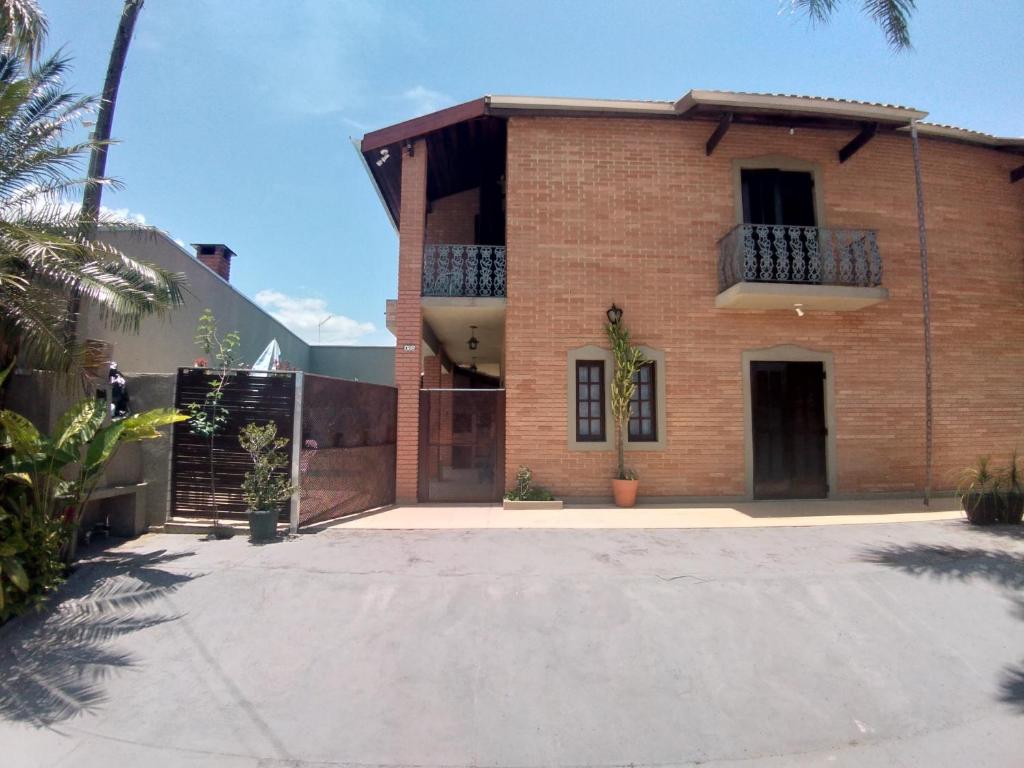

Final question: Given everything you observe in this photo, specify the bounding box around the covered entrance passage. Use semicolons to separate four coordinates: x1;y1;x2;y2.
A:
750;361;828;499
418;387;505;503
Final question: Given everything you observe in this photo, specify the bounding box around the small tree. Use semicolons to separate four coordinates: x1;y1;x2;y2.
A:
186;310;239;524
238;422;295;512
606;315;646;481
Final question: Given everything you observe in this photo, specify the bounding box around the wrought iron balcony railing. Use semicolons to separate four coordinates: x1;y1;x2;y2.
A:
718;224;882;292
422;244;506;298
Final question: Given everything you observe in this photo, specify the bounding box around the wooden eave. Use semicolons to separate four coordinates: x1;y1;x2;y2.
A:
361;98;488;152
360;93;1024;225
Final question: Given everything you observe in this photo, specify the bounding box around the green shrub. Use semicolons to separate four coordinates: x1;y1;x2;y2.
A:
0;485;66;621
505;465;555;502
0;362;186;622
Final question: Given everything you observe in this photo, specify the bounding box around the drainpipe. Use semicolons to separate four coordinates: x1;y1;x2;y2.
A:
909;121;933;506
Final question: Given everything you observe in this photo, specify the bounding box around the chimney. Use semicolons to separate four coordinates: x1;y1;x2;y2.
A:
192;243;237;282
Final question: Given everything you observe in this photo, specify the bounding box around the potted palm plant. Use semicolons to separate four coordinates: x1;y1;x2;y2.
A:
997;450;1024;524
606;307;646;507
238;422;295;541
957;457;1003;525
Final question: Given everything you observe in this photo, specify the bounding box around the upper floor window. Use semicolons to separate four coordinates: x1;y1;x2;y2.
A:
741;169;816;227
628;362;657;442
576;361;606;441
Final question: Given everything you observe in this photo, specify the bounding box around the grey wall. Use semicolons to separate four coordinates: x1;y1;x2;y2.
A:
76;229;397;385
78;229;312;373
308;346;395;386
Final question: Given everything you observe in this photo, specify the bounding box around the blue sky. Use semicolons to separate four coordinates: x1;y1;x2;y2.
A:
44;0;1023;346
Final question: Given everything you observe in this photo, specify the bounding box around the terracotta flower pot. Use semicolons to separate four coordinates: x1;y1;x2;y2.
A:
612;478;639;508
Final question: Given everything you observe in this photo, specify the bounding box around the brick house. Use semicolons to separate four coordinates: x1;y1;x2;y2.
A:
359;91;1024;504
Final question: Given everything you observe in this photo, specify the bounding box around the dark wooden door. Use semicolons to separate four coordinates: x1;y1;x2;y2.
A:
751;361;827;499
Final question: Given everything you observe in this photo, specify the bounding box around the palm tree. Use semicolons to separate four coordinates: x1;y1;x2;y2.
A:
81;0;143;232
0;44;185;373
0;0;46;63
793;0;916;51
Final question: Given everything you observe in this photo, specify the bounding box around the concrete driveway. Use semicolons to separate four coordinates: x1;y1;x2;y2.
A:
2;521;1022;767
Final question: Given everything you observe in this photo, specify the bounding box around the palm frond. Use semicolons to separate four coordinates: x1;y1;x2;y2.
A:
862;0;914;51
791;0;914;51
792;0;840;24
0;0;47;64
0;17;187;375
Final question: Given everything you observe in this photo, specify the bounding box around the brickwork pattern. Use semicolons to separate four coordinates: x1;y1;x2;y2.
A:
426;188;480;245
503;116;1024;498
394;140;428;502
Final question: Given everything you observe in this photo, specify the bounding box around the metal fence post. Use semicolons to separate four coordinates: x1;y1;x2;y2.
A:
289;371;303;533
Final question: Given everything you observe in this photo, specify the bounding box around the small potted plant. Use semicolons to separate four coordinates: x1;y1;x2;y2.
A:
503;465;562;510
997;450;1024;524
239;422;295;541
957;456;1003;525
606;307;646;507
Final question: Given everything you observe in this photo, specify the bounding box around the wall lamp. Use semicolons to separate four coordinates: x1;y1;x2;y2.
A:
606;303;623;325
467;325;479;351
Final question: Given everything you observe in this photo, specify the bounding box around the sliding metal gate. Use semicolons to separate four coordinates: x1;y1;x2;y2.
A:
418;388;505;503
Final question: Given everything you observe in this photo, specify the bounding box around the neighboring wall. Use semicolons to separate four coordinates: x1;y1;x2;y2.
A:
504;116;1024;498
77;230;397;385
299;374;397;525
78;229;312;372
5;372;176;530
308;346;395;385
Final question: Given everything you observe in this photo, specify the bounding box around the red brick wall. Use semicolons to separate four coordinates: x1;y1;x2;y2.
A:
426;188;480;244
394;140;428;503
197;251;232;281
504;116;1024;498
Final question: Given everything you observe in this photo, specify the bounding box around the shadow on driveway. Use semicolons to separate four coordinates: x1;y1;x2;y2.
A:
0;547;200;726
860;525;1024;714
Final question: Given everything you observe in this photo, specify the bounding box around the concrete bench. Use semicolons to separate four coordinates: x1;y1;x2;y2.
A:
80;482;148;541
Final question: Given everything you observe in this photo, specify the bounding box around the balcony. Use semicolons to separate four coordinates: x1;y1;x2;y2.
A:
717;224;888;311
422;244;506;298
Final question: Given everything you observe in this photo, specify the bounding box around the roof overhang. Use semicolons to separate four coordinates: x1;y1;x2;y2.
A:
362;98;487;152
675;89;927;126
486;94;676;119
357;90;1024;228
908;122;1024;153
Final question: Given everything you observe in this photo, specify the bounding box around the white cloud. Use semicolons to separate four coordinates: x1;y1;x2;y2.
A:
401;85;454;117
9;185;148;225
341;116;372;133
254;289;375;345
99;206;147;225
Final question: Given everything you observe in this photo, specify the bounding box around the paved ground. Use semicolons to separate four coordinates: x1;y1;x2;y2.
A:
2;520;1023;767
332;498;962;529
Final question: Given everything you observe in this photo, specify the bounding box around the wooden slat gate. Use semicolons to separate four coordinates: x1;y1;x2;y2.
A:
171;368;296;520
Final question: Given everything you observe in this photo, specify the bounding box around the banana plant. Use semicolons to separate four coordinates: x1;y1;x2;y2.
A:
0;361;186;575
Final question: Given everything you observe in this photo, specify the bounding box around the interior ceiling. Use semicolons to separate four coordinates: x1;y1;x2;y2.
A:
422;301;504;368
